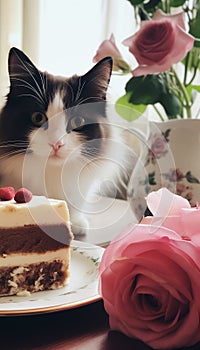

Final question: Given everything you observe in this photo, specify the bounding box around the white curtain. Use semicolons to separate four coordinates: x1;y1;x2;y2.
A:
0;0;41;104
0;0;135;106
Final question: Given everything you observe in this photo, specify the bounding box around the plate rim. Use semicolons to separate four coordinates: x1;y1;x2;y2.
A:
0;240;104;316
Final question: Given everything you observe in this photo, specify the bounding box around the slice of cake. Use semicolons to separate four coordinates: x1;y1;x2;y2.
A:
0;188;73;296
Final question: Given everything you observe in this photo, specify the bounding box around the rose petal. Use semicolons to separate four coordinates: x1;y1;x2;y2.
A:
92;33;128;72
146;187;191;216
180;208;200;237
93;34;121;63
125;252;193;302
152;9;187;31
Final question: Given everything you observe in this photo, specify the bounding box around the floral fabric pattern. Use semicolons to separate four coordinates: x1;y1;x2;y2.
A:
128;120;200;220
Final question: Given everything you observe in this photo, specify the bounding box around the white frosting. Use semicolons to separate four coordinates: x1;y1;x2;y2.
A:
0;195;70;227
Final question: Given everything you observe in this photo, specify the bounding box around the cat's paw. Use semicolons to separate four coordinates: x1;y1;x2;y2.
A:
70;213;89;237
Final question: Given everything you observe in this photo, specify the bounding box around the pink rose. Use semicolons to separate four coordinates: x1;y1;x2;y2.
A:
153;9;187;30
93;34;130;73
99;188;200;349
123;10;194;76
144;188;200;240
145;187;190;217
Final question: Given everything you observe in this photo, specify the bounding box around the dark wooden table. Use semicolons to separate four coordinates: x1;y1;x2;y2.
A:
0;300;200;350
0;300;146;350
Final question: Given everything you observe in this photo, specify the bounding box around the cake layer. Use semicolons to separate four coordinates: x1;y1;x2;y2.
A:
0;196;70;227
0;248;70;267
0;258;69;296
0;224;72;254
0;248;70;295
0;193;72;296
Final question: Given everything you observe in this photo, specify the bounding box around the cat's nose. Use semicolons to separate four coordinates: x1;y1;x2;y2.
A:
49;140;64;152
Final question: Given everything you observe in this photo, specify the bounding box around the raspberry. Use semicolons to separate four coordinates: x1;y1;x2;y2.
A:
14;188;33;203
0;186;15;201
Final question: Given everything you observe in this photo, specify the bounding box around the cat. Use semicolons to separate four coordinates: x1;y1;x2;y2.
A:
0;47;129;235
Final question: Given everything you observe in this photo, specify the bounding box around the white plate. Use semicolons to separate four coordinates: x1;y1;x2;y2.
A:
0;241;104;316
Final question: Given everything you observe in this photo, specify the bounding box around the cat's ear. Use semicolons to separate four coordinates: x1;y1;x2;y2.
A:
82;57;113;99
8;47;39;80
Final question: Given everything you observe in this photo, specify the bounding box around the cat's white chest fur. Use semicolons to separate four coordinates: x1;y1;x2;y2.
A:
0;124;122;235
13;155;117;234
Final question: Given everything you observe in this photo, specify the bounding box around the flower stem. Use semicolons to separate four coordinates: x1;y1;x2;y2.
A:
171;66;192;118
164;0;170;13
183;52;190;86
153;105;165;121
184;48;200;86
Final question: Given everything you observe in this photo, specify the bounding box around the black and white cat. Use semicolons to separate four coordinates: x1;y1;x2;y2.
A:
0;47;128;234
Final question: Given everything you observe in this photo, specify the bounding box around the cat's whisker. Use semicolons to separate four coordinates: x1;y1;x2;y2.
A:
19;84;44;103
10;82;44;106
74;75;104;104
17;93;45;105
0;149;27;160
38;71;48;106
81;147;102;157
12;52;46;104
0;140;29;147
0;145;28;149
0;138;29;142
0;144;28;150
10;77;45;105
65;82;75;104
74;78;86;103
85;74;108;91
77;96;103;105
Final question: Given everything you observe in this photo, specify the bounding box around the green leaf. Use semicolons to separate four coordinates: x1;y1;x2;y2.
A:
128;0;162;7
148;172;156;185
159;92;181;118
117;74;182;120
169;0;187;6
125;75;167;105
126;0;144;5
144;0;162;10
189;2;200;47
115;93;146;121
191;85;200;93
182;48;200;73
185;171;200;184
186;84;200;102
163;128;171;142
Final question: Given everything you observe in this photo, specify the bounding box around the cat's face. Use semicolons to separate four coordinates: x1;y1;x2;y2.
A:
0;47;112;165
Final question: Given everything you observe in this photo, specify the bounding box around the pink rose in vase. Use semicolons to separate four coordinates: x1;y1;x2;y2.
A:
93;33;130;73
123;9;194;76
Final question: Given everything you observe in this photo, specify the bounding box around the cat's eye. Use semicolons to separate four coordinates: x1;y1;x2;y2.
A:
31;112;47;127
69;116;85;131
